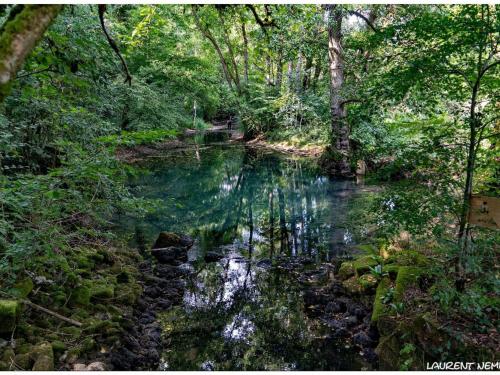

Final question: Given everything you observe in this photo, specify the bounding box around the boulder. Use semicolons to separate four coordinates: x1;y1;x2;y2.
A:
371;277;392;324
353;331;374;348
151;247;188;265
394;266;422;302
358;274;379;293
353;256;379;276
342;276;362;295
152;232;193;249
0;300;20;334
337;261;355;280
32;342;54;371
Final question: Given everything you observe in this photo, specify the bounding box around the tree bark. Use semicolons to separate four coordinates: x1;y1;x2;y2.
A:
217;9;241;93
0;5;62;101
193;7;234;92
241;18;249;86
326;5;352;176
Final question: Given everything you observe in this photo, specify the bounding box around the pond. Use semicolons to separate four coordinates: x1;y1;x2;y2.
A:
117;144;378;370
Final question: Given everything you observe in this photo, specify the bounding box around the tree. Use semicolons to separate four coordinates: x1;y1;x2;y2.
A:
0;5;62;101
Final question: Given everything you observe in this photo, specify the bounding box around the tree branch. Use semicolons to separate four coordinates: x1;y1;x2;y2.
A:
246;5;277;32
98;4;131;86
348;10;377;32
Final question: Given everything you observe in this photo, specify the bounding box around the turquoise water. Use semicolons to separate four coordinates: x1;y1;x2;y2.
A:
117;144;375;370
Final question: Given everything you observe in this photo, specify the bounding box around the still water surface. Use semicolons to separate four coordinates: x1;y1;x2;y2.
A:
119;144;374;370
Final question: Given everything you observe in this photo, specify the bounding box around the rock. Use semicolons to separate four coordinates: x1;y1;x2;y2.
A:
387;250;429;267
14;353;33;370
73;363;87;371
325;301;342;314
394;266;423;302
155;264;188;279
0;300;20;334
2;348;14;363
32;342;54;371
371;277;392;324
342;276;362;295
204;251;223;263
51;340;66;354
353;331;373;347
344;315;358;327
375;334;401;370
9;278;34;299
377;315;398;337
358;274;378;293
86;361;105;371
337;261;355;280
256;259;272;269
352;256;378;276
152;232;193;249
151;247;188;264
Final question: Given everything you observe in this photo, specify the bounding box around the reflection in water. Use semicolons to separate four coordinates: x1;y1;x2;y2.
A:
118;145;369;370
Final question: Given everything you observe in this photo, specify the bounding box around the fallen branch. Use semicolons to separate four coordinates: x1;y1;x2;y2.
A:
23;299;82;327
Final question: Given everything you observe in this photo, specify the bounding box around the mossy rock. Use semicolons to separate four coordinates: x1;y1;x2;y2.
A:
377;314;398;336
353;255;379;276
80;337;96;353
394;266;423;302
387;250;429;267
91;284;115;300
115;283;142;305
2;348;14;363
61;326;81;339
337;261;355;280
359;273;379;292
14;353;33;370
69;286;91;307
0;361;9;371
9;278;34;299
372;277;392;324
342;276;363;295
0;299;21;334
375;334;401;370
51;340;66;354
383;264;400;279
32;342;54;371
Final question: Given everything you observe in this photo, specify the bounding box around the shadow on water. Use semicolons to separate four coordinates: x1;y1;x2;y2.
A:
117;144;372;370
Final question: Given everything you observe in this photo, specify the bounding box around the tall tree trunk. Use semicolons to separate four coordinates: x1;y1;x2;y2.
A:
327;5;351;176
275;49;283;92
295;52;302;93
0;5;62;101
302;55;313;90
286;61;294;91
241;18;249;86
218;9;241;93
193;7;234;92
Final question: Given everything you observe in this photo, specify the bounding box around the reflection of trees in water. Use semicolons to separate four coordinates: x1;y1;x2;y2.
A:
126;145;357;261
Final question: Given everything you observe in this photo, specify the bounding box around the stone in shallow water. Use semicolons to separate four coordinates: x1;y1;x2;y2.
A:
204;251;223;263
151;247;188;264
152;232;194;249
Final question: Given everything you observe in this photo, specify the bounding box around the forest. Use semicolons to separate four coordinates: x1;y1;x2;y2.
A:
0;3;498;371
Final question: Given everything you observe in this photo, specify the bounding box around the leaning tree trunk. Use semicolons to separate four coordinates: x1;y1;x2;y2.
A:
0;5;62;101
327;5;351;176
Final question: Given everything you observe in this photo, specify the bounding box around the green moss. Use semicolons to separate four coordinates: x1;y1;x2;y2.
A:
61;326;82;339
371;277;392;324
342;276;363;295
375;333;401;370
387;250;429;267
69;286;91;307
359;273;378;292
2;348;14;363
32;341;54;371
91;284;115;300
9;278;33;298
353;255;379;276
394;266;423;302
14;353;33;370
337;261;355;280
383;264;400;279
51;340;66;354
0;299;20;334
